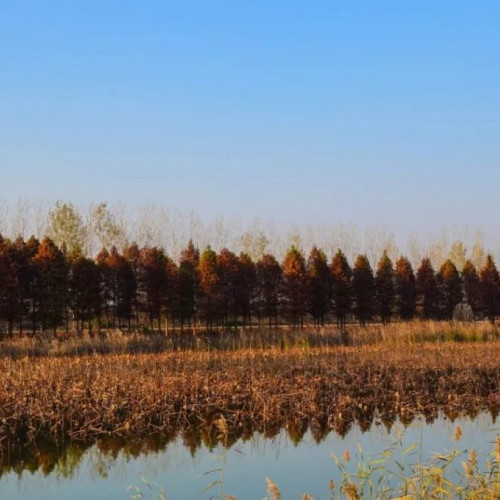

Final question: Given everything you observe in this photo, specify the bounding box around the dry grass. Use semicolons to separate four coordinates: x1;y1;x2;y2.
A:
0;320;497;359
1;320;500;481
1;340;500;465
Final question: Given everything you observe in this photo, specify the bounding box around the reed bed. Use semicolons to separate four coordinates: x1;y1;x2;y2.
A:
1;341;500;465
262;432;500;499
0;320;497;359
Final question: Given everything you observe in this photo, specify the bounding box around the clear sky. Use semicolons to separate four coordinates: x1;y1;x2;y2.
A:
1;1;499;238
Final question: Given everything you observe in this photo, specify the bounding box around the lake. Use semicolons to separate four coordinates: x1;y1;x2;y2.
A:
1;412;498;499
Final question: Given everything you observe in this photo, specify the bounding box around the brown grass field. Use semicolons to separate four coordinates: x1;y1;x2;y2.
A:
1;322;500;465
0;320;498;358
1;322;500;498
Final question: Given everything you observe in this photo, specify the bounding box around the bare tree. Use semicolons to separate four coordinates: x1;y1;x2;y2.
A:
87;202;126;255
10;197;31;239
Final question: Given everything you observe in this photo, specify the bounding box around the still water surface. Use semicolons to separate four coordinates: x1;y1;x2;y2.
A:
1;413;498;499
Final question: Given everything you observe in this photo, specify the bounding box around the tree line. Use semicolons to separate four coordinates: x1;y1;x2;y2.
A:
0;234;499;337
0;199;491;271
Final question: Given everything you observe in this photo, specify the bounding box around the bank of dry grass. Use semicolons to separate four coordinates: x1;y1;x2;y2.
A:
0;320;498;359
1;340;500;460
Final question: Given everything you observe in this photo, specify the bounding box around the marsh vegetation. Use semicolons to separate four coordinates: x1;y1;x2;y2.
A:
2;330;500;464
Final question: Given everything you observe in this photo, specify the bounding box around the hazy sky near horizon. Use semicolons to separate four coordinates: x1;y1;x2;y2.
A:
1;1;499;239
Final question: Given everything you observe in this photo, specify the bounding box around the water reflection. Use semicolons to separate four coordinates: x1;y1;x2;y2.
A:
1;407;499;481
0;411;499;500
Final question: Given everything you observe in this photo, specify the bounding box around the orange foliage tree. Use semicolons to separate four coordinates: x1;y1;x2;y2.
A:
307;246;331;326
394;256;416;320
33;238;69;334
282;246;309;328
198;246;221;331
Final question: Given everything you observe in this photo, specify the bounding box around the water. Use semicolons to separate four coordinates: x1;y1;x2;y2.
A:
1;413;498;499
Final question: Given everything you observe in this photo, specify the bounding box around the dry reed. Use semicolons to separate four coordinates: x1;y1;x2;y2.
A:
1;340;500;466
0;320;497;359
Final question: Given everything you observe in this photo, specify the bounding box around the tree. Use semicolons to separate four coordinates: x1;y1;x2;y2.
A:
448;241;467;271
437;260;463;320
0;238;18;337
69;250;102;335
282;246;309;328
197;246;221;331
256;254;282;329
462;260;480;316
137;247;168;333
10;237;35;336
25;236;40;336
352;255;375;326
330;249;352;329
416;258;439;319
307;246;331;326
0;236;39;337
33;238;69;334
177;240;199;332
217;248;240;330
95;247;111;330
235;252;256;329
123;242;140;327
89;202;126;255
375;251;395;324
46;201;86;254
104;247;136;330
470;240;486;270
240;230;269;262
479;255;500;324
164;257;179;334
394;257;416;320
104;247;121;328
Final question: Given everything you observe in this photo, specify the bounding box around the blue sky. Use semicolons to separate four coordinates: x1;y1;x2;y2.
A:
1;1;499;237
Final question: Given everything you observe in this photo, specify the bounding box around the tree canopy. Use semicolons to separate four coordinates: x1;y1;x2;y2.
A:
0;233;497;337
